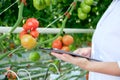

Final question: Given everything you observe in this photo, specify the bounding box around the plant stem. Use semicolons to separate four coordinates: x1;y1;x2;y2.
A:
0;2;24;40
0;46;22;60
9;2;24;33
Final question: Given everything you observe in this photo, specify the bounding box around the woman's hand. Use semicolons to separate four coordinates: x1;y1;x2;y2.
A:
73;47;91;57
51;47;91;69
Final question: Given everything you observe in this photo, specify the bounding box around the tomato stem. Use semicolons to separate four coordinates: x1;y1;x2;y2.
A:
0;46;23;60
0;1;24;41
0;1;24;60
10;2;24;33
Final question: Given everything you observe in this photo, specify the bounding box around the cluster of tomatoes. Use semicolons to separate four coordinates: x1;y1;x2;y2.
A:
33;0;63;11
77;0;93;20
19;18;39;49
52;34;74;52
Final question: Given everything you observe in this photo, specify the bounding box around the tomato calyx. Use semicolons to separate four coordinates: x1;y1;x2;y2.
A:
72;2;77;7
64;12;70;19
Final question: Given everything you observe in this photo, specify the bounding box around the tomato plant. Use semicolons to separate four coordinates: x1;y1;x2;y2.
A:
62;35;74;46
52;40;63;49
29;51;40;61
20;34;37;49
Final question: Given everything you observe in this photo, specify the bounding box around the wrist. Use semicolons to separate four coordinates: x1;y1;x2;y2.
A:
77;58;90;70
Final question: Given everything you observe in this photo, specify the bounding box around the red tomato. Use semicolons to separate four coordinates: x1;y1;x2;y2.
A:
30;30;39;38
52;40;62;49
19;30;27;39
23;23;31;31
21;34;37;49
62;35;74;46
25;18;39;30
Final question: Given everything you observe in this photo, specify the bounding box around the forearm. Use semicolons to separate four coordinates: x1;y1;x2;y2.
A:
86;61;120;76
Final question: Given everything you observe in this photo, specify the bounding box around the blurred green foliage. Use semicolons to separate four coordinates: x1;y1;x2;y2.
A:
0;0;112;28
0;0;112;51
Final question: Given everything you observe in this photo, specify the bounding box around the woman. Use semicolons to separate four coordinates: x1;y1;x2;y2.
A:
51;0;120;80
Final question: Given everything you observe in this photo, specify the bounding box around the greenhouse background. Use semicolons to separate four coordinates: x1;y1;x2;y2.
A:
0;0;112;80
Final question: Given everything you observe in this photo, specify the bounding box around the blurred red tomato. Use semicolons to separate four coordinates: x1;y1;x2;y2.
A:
52;40;62;49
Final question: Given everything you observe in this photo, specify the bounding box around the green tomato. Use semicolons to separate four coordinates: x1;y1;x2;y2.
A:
40;0;46;5
84;0;94;6
78;8;87;20
29;51;40;61
45;0;51;6
80;2;91;13
33;0;46;10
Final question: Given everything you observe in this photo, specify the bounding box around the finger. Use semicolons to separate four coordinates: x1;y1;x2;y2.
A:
73;48;81;54
51;52;67;60
51;52;74;62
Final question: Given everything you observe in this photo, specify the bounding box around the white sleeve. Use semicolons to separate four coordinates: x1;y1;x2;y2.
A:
117;62;120;68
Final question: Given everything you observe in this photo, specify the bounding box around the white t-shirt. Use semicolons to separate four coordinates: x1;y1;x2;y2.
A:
90;0;120;80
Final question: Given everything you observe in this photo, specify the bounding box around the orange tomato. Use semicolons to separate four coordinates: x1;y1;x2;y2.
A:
21;34;37;49
62;35;74;46
52;40;62;49
61;46;70;52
